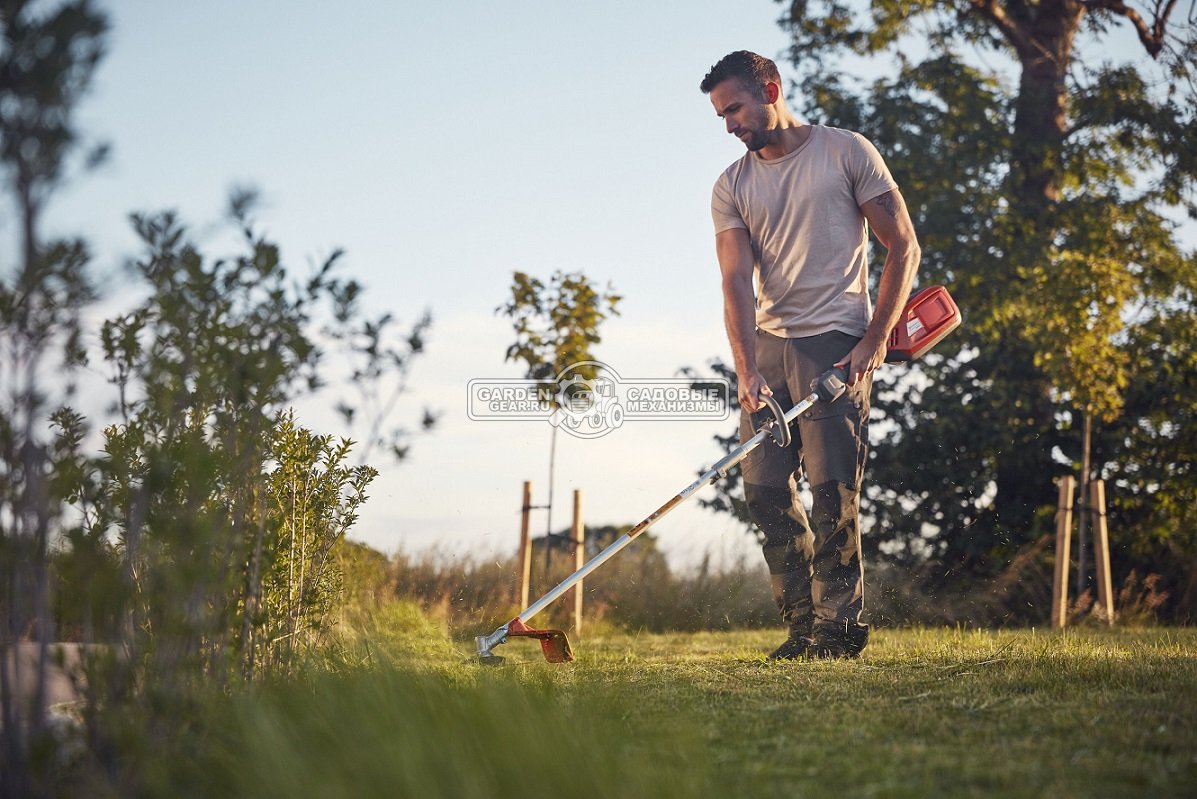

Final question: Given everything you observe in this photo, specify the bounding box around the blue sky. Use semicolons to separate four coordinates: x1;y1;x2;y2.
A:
39;1;799;569
58;0;793;319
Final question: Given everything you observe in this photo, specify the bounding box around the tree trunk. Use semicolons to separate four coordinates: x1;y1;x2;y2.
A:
990;0;1085;543
1006;0;1084;208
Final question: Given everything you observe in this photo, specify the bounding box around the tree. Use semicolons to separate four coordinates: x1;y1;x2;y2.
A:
771;0;1197;616
68;198;427;792
96;202;376;683
497;270;621;547
0;2;106;794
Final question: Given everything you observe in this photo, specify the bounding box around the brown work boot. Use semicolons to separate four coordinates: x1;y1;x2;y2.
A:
768;634;816;660
810;621;870;659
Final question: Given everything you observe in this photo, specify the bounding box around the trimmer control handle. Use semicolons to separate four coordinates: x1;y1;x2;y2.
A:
756;391;791;449
812;367;848;403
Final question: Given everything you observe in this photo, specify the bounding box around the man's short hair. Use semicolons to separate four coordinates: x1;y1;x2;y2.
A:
700;51;782;98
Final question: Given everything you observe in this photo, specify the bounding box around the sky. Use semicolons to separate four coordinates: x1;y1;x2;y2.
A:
34;0;800;571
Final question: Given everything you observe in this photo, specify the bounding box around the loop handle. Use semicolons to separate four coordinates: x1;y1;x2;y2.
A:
756;392;791;448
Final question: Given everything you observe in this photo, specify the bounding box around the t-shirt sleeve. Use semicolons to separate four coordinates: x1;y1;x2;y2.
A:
847;133;898;206
711;171;747;234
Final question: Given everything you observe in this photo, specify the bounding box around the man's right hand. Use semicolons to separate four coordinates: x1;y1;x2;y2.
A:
738;367;771;413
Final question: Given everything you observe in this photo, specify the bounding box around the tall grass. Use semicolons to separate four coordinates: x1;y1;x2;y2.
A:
383;531;1173;638
55;602;1197;798
387;537;778;637
177;667;718;799
69;601;723;799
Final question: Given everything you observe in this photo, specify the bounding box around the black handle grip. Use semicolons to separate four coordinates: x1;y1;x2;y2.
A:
755;392;791;449
812;367;848;403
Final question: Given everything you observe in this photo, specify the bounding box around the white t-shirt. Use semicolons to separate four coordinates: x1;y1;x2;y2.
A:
711;125;898;338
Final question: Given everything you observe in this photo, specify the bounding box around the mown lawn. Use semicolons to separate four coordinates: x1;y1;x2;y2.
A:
154;608;1197;798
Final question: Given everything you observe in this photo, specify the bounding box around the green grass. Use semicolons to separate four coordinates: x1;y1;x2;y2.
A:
144;609;1197;798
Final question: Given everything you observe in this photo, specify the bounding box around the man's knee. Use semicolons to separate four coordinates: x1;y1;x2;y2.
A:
810;481;861;537
745;482;814;572
745;483;798;535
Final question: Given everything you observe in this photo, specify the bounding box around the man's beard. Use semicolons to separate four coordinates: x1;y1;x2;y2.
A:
743;129;770;152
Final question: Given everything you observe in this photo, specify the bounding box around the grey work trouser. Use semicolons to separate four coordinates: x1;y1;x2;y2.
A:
739;329;871;634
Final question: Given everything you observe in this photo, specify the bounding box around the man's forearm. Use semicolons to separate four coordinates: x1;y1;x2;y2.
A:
865;239;921;346
723;274;758;374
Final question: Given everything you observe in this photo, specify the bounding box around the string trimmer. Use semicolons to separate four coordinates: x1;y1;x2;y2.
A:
475;285;960;664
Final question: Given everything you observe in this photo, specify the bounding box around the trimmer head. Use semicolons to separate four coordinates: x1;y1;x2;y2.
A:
475;617;574;665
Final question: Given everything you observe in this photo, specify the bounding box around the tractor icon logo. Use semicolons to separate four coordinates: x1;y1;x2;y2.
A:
466;358;729;437
551;373;624;436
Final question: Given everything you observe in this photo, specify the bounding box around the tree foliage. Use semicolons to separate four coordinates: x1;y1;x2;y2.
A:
0;2;106;794
0;0;108;267
93;202;389;682
498;270;622;387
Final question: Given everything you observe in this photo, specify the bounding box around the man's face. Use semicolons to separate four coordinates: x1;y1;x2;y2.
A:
709;78;775;152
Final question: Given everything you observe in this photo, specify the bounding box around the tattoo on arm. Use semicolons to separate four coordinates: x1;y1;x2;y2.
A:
873;192;899;219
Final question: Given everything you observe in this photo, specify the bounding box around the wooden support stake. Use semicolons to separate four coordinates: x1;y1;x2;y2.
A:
571;489;584;634
1090;479;1115;624
518;481;532;609
1052;475;1075;629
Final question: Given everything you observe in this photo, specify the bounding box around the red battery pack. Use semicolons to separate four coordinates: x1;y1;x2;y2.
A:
885;285;961;362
